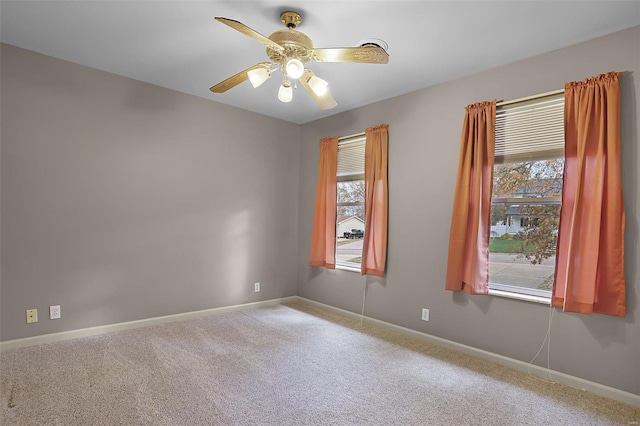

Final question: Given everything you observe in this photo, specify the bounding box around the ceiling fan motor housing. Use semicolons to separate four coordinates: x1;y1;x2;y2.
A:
267;29;314;64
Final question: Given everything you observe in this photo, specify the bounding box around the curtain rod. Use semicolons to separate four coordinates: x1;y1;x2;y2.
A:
496;88;564;107
339;131;365;141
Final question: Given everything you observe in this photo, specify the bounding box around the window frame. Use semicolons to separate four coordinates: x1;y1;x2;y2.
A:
488;91;564;303
335;135;366;272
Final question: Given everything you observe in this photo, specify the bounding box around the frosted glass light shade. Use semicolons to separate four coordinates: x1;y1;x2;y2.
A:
247;68;269;88
285;58;304;79
278;80;293;103
308;75;328;96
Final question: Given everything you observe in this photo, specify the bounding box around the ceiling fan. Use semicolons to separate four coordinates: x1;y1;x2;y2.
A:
209;11;389;110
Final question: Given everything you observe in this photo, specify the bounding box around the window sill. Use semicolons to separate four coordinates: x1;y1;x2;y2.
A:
488;289;551;305
336;264;361;274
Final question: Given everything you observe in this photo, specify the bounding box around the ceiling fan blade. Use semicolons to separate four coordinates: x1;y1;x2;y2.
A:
299;70;338;110
313;46;389;64
209;62;271;93
215;17;284;53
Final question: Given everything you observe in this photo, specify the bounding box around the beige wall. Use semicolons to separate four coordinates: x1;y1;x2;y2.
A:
297;26;640;395
1;44;301;341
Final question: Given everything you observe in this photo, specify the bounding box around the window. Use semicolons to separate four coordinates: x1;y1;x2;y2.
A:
489;92;564;300
335;135;366;270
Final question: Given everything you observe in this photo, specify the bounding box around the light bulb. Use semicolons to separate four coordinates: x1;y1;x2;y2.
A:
247;68;269;88
308;75;328;96
285;58;304;79
278;79;293;103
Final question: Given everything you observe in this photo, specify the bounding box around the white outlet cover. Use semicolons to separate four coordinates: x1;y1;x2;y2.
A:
50;305;61;319
421;309;430;321
254;282;260;292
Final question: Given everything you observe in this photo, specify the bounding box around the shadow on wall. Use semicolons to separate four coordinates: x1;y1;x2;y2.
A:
365;274;386;290
617;71;638;323
452;291;493;315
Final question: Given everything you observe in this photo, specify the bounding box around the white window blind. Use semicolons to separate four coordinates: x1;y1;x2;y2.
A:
337;136;365;179
495;93;564;164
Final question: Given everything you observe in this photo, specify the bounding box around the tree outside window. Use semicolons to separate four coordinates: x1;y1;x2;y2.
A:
490;158;563;294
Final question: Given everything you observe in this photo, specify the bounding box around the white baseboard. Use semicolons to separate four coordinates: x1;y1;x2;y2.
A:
295;297;640;408
0;296;298;352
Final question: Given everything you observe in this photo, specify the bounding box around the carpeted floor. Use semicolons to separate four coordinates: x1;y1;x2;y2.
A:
1;302;638;425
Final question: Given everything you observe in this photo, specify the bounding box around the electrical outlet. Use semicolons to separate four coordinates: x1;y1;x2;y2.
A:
26;309;38;324
421;308;430;322
254;282;260;292
50;305;61;320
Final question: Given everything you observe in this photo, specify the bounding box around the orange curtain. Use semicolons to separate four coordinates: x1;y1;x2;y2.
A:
552;72;626;316
361;124;389;277
446;101;496;294
309;136;339;269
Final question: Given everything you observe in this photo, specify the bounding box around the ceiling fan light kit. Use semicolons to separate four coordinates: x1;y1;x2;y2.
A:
247;67;270;88
278;79;293;103
209;11;389;110
285;57;305;80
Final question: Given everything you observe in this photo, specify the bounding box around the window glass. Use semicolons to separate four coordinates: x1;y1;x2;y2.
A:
336;137;366;270
490;158;563;297
489;92;564;299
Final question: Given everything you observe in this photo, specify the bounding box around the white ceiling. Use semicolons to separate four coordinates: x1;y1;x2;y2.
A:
1;1;639;124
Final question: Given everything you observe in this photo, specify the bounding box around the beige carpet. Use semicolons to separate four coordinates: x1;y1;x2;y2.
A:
1;302;638;425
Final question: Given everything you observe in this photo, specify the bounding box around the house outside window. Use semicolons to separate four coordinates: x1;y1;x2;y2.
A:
489;92;564;300
336;135;365;270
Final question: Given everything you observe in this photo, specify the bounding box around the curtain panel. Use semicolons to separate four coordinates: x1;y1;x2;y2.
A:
552;72;626;316
309;136;339;269
446;101;496;294
361;124;389;277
